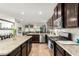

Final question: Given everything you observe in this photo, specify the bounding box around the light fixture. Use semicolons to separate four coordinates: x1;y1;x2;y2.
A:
21;12;25;15
38;11;42;15
20;19;23;21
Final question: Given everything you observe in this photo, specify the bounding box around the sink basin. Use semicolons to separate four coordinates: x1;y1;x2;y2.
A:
57;41;78;45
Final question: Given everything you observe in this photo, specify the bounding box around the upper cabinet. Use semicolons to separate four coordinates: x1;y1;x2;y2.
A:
57;3;62;18
47;3;79;29
47;17;53;29
54;6;58;20
64;3;79;28
53;3;64;28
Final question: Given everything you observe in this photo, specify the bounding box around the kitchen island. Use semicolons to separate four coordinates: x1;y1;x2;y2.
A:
0;35;32;56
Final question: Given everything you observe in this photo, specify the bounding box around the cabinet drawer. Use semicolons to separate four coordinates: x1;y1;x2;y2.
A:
22;46;26;56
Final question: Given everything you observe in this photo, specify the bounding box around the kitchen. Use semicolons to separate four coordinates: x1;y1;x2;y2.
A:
0;3;79;56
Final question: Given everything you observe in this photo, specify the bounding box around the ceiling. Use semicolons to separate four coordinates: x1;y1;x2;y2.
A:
0;3;57;25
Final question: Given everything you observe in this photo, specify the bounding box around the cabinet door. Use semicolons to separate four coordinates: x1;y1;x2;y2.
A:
15;52;21;56
54;6;58;20
25;40;29;55
22;43;27;56
28;39;31;54
26;39;32;55
57;3;62;18
56;44;64;56
32;35;39;43
9;47;21;56
64;3;78;28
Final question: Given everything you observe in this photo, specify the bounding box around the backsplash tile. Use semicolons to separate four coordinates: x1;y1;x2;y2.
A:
57;28;79;42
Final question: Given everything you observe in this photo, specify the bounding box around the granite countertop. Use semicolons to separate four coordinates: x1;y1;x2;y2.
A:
56;41;79;56
0;35;32;56
27;33;48;35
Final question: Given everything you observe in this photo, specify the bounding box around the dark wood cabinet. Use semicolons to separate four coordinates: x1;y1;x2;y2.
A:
31;35;39;43
54;6;58;20
57;3;62;18
27;35;39;43
45;35;48;44
47;3;79;28
22;43;27;56
8;38;32;56
64;3;79;28
54;42;71;56
55;44;64;56
8;47;21;56
55;48;63;56
53;3;65;28
47;18;53;29
21;39;32;56
27;39;32;55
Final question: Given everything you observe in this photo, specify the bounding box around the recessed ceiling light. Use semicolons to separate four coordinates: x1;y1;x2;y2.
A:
38;11;42;15
21;12;25;15
20;19;23;21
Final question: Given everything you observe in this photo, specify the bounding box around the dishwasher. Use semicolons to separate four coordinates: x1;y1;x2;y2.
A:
48;38;54;55
40;34;45;43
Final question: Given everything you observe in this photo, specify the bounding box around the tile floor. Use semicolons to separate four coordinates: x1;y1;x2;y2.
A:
29;43;54;56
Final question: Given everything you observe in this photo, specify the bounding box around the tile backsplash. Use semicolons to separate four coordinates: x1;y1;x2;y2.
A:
57;28;79;42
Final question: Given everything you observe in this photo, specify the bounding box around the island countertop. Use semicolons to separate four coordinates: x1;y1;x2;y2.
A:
0;35;32;56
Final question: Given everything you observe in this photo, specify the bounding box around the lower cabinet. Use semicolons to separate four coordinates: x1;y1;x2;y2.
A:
32;35;39;43
21;42;27;56
8;47;21;56
45;35;48;44
22;39;32;56
65;51;71;56
56;48;63;56
8;39;32;56
54;42;71;56
27;39;32;55
27;35;39;43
